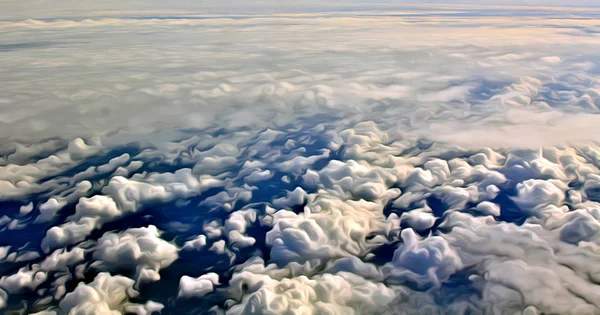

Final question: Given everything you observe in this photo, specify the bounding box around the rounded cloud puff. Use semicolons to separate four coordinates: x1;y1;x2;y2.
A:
383;228;463;288
228;270;396;315
512;179;566;216
92;225;178;283
178;273;219;298
41;195;122;252
60;273;139;315
0;268;47;294
266;194;388;267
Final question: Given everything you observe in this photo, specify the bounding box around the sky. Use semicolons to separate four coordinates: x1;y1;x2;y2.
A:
1;1;600;315
1;0;600;19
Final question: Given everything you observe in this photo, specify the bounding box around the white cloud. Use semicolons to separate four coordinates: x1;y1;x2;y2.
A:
2;4;600;314
183;235;207;251
266;193;390;267
60;273;139;315
0;268;47;294
382;228;463;288
178;273;219;298
91;226;178;284
0;289;6;310
41;195;122;252
227;268;396;315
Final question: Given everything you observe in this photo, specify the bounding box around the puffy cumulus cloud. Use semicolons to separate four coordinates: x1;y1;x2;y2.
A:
59;272;148;315
0;247;84;300
224;209;258;250
276;149;330;176
0;289;5;310
303;159;401;202
177;273;219;298
266;193;390;267
227;269;396;315
0;138;100;200
479;259;599;314
41;195;122;252
4;4;600;315
102;170;223;213
91;226;178;284
39;247;85;271
396;208;437;232
198;185;255;212
41;169;223;252
557;205;600;245
123;301;165;315
512;179;567;216
475;201;501;216
382;228;463;288
439;211;600;314
0;268;47;294
182;234;207;251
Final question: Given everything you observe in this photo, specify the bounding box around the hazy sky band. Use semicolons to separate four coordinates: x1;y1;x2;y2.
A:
2;0;600;19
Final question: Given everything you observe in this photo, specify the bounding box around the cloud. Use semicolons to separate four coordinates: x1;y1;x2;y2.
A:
177;273;219;298
0;268;47;294
227;268;397;314
41;195;122;252
0;289;6;310
91;226;178;284
382;228;463;288
59;273;140;315
183;235;207;251
2;4;600;314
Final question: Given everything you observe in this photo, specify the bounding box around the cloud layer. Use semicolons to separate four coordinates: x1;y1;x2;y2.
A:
1;5;600;315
